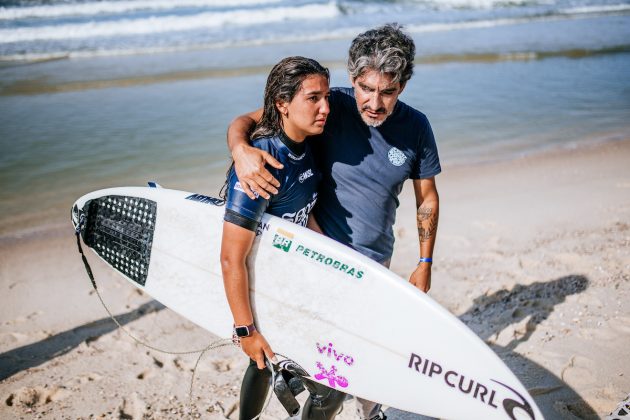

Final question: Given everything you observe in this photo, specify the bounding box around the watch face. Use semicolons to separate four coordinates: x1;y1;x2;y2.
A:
235;326;250;337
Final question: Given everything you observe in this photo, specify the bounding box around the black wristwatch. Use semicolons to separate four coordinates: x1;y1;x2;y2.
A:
234;323;256;338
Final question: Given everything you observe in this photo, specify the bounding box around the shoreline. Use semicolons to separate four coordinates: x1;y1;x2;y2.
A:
3;45;629;96
1;136;627;240
1;137;629;419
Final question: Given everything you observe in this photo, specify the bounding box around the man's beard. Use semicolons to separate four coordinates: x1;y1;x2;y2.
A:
358;106;391;128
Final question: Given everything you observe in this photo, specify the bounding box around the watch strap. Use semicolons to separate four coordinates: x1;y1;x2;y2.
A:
234;323;256;338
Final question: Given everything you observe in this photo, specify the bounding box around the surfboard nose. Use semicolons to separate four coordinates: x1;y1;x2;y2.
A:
71;202;81;231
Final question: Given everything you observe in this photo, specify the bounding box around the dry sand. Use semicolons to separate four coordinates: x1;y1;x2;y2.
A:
1;140;629;419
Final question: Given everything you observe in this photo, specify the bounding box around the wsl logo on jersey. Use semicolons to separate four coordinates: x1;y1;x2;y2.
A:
388;147;407;166
299;168;314;183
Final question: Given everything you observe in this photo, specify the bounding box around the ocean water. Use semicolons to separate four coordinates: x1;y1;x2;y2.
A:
1;0;629;61
0;0;629;235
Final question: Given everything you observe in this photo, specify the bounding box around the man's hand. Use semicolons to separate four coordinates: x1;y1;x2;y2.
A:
232;143;283;200
409;262;431;293
240;331;276;369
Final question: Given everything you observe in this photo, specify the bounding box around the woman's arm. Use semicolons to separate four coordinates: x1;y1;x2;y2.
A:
227;109;283;200
220;221;275;369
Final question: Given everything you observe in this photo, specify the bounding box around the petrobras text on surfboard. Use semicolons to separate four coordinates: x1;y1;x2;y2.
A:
271;227;364;279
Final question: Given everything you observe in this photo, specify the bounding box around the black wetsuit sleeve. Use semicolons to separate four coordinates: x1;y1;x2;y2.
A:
224;208;259;232
223;166;271;232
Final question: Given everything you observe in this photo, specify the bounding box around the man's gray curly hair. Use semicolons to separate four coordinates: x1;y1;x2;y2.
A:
347;23;415;85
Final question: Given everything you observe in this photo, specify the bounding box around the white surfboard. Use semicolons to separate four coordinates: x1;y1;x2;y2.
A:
71;186;543;420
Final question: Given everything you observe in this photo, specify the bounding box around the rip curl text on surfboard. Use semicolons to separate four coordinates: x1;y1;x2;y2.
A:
407;353;536;419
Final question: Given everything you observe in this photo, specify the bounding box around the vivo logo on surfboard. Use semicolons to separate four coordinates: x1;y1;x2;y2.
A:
314;362;348;389
316;341;354;366
314;341;355;389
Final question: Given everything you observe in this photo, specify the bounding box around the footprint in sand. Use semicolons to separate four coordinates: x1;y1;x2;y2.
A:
561;355;596;388
1;331;31;345
135;368;155;380
5;385;70;408
118;392;147;419
73;372;104;385
212;360;233;372
487;314;534;346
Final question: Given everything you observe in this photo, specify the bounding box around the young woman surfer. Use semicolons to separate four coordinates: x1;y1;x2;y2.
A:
219;56;330;419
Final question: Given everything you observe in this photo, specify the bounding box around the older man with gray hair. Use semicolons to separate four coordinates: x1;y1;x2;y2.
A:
227;24;441;420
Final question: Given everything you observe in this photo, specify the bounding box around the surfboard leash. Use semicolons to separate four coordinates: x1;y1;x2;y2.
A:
74;217;278;419
74;213;229;354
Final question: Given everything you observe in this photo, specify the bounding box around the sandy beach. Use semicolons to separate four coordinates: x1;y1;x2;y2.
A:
1;139;628;419
2;1;629;418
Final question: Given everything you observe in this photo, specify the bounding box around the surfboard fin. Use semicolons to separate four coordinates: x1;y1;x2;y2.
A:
147;181;163;188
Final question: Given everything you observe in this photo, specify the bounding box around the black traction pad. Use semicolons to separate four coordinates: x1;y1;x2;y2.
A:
81;195;157;286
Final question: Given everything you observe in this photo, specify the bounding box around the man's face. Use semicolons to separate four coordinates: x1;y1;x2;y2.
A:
351;69;405;127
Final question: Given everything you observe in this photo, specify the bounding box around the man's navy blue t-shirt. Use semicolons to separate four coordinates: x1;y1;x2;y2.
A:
225;132;320;231
311;87;441;263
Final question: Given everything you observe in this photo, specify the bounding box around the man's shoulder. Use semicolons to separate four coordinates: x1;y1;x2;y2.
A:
324;87;357;128
396;99;429;124
330;86;355;104
388;100;431;137
331;86;353;95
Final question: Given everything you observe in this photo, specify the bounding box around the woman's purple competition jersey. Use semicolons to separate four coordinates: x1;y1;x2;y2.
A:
225;131;321;232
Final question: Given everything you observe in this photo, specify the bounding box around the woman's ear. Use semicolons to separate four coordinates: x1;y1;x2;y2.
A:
276;100;288;117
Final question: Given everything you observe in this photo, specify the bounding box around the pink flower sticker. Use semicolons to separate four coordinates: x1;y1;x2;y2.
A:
314;362;349;388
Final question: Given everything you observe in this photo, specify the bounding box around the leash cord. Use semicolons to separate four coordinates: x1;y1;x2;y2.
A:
74;219;275;419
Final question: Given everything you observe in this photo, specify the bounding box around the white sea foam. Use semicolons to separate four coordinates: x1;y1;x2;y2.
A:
406;4;630;33
0;0;282;20
1;4;625;62
0;25;362;62
559;4;630;15
403;14;564;34
1;1;627;60
431;0;630;13
0;3;340;44
418;0;552;9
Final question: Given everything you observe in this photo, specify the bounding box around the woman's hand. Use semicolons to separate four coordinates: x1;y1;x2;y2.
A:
240;331;276;369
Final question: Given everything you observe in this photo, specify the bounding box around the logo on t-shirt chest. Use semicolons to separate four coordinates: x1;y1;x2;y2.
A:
387;147;407;167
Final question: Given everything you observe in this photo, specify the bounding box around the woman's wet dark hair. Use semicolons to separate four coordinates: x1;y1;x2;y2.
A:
219;56;329;202
251;56;329;139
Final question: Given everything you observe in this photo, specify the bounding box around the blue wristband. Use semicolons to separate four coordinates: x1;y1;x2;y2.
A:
418;257;433;264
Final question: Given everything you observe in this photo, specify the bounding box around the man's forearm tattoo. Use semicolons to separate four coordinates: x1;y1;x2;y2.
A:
417;207;438;242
